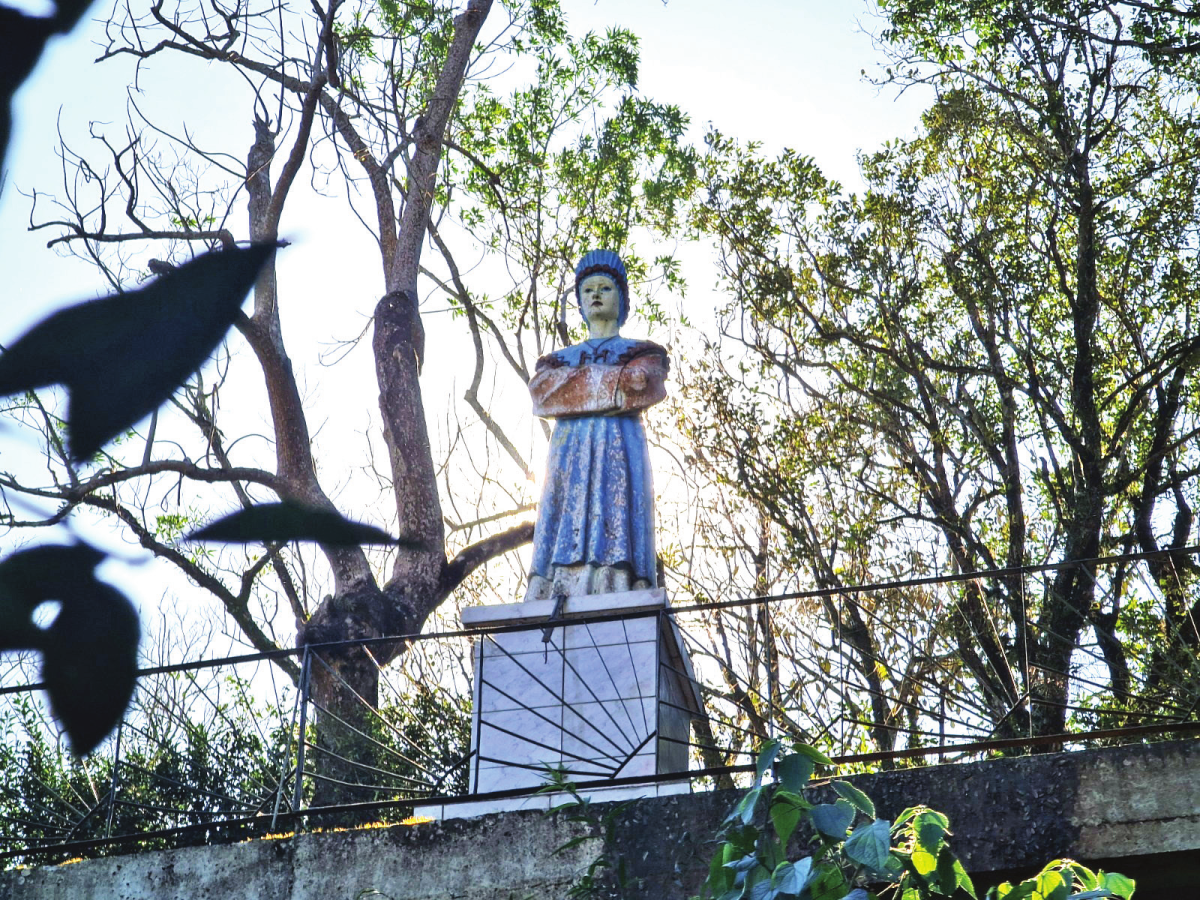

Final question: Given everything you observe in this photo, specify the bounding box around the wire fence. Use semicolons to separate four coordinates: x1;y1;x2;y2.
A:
2;547;1199;867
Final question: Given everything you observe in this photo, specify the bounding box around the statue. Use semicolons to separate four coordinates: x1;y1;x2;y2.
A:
524;250;670;602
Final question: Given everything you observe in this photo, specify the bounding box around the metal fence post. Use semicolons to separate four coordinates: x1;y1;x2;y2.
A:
291;646;312;817
104;722;123;838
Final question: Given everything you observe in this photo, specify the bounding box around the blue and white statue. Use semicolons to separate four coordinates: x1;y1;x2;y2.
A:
524;250;670;602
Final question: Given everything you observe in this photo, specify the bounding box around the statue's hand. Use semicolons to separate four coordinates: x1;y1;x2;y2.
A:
615;353;668;413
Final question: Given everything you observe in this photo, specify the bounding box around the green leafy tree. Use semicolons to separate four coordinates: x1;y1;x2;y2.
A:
686;0;1200;748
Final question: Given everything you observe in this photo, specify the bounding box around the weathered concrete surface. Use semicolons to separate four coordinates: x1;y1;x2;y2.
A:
0;811;600;900
605;740;1200;897
4;740;1199;899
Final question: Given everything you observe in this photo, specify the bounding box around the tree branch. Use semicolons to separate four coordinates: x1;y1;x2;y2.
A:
439;521;534;596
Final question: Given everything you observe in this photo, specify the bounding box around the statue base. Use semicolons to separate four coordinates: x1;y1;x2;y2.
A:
415;588;702;820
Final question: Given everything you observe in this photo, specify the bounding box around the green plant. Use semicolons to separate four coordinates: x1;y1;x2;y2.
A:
985;861;1136;900
695;741;1136;900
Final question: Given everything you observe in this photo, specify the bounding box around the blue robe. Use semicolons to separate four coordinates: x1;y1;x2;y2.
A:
529;337;665;584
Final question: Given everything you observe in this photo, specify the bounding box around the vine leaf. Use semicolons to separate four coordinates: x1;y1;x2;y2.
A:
843;818;893;874
0;243;276;460
833;779;875;819
809;799;855;839
769;790;808;846
187;501;404;547
776;753;813;793
1100;872;1136;898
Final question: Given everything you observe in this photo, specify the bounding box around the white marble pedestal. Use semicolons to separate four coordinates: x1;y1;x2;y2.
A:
415;588;703;820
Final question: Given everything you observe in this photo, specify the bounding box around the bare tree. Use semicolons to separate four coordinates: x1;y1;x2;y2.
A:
3;0;697;800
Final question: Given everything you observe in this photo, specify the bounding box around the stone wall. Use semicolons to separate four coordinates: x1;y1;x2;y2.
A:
4;739;1199;899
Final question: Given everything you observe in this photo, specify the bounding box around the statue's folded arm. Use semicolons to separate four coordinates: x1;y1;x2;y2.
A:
530;352;668;419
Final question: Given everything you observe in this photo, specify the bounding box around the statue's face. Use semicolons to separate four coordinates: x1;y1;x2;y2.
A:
580;273;620;324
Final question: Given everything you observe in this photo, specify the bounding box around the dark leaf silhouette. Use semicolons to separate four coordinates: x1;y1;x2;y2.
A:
0;543;107;651
0;543;139;755
1;0;95;171
42;578;140;756
188;501;402;546
0;243;276;460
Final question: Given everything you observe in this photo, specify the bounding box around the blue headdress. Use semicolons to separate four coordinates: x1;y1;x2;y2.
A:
574;249;629;326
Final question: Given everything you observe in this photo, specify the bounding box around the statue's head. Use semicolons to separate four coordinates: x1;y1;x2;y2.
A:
574;249;629;327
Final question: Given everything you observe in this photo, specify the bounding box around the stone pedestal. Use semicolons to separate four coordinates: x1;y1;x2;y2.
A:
416;588;703;819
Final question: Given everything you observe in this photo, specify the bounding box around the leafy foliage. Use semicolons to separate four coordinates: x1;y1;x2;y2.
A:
985;860;1137;900
694;741;1135;900
694;740;973;900
686;0;1200;752
543;767;635;899
0;678;291;866
0;657;472;866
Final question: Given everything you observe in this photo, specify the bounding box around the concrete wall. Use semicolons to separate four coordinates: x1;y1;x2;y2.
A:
0;814;601;900
4;739;1200;899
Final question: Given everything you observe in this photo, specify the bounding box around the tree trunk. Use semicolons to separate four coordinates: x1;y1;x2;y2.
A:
296;0;495;813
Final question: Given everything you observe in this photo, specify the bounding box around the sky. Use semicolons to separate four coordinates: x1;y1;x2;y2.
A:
0;0;931;646
1;0;928;325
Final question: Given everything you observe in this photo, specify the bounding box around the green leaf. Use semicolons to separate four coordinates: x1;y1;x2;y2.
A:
988;883;1035;900
702;846;738;897
1066;863;1100;890
937;845;976;898
188;501;401;546
809;800;855;839
790;742;834;767
0;243;276;460
724;853;760;874
726;786;764;826
1099;873;1135;899
912;847;938;876
769;793;806;846
805;862;849;900
772;789;811;811
776;751;814;793
724;823;760;857
771;857;811;895
1035;869;1070;900
552;835;593;854
832;780;875;818
843;818;893;872
756;739;782;785
913;809;949;853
